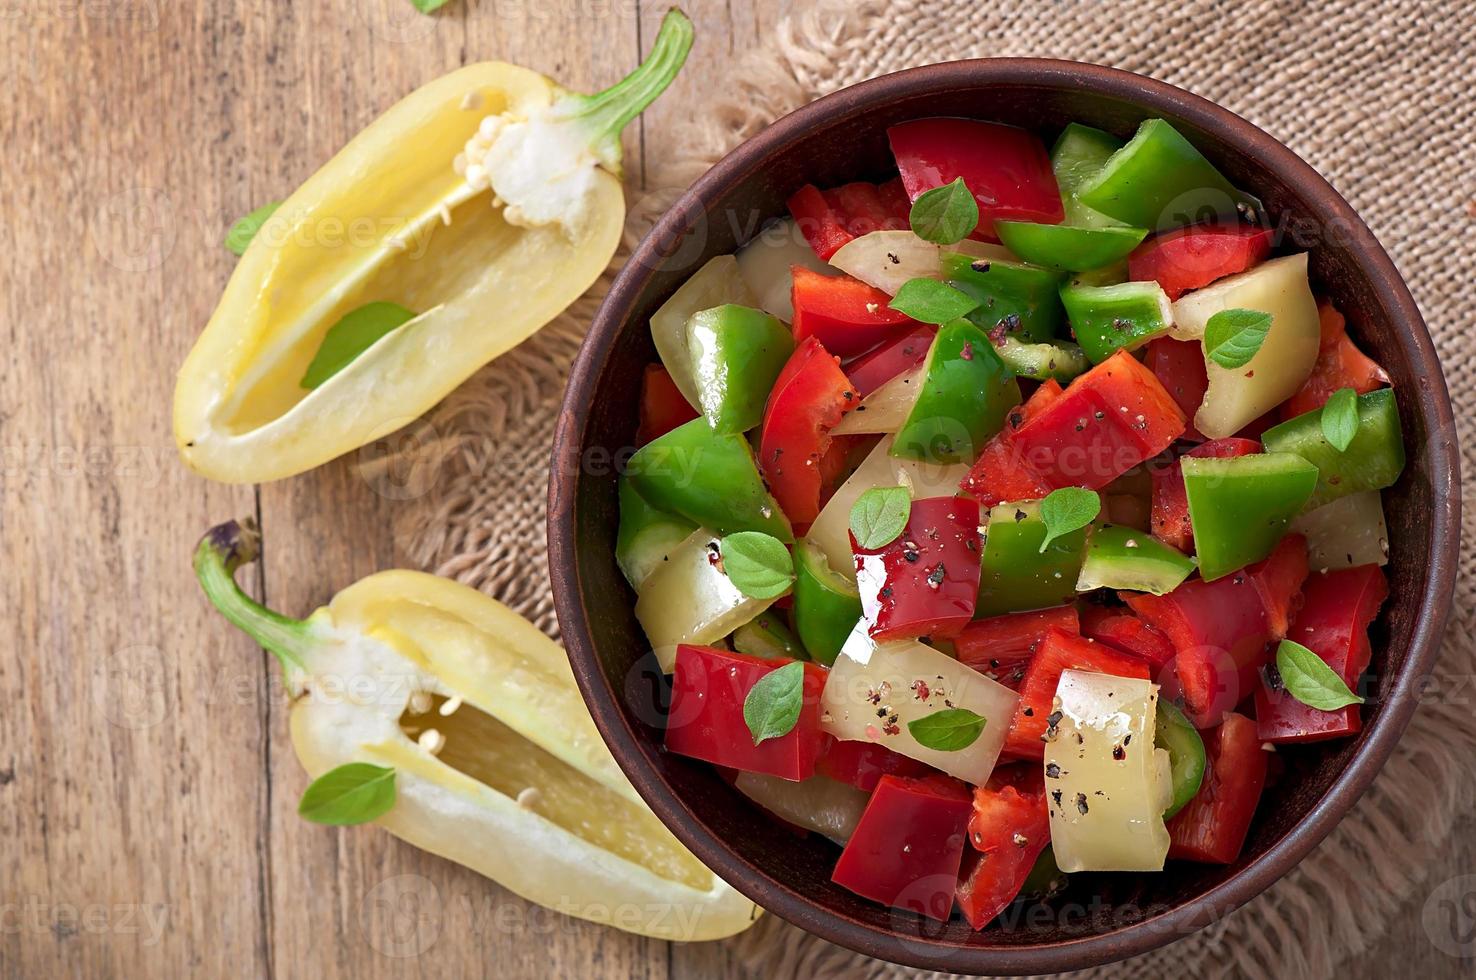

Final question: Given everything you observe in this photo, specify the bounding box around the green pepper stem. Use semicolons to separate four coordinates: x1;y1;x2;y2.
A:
556;8;693;172
193;518;314;672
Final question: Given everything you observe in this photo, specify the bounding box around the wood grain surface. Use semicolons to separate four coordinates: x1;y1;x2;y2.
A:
0;2;1470;978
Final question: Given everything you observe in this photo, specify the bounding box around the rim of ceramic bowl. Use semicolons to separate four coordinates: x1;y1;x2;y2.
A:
549;58;1459;974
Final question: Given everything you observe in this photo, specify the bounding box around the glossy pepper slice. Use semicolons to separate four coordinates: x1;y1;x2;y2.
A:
889;118;1064;241
816;739;933;793
958;379;1064;504
791;267;920;357
954;605;1081;688
1060;281;1175;363
1143;336;1209;442
666;645;829;780
1182;453;1319;581
792;539;862;666
893;319;1022;464
685;304;795;433
942;251;1067;343
976;500;1090;617
1149;437;1260;552
1155;700;1207;819
996;221;1147;272
956;766;1051;929
853;495;983;641
1282;302;1389;418
731;610;805;661
994;337;1090;383
1076;119;1259;231
628;418;793;541
1076;523;1195;595
1079;607;1176;668
1002;628;1150;760
1261;387;1405;509
1255;564;1387;744
636;364;699;445
786;179;912;260
615;475;697;589
1166;712;1267;863
759;336;857;528
1127;220;1273;300
1050;122;1125;228
844;323;937;396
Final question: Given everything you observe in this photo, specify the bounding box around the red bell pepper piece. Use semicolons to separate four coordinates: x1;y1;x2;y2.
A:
1149;437;1260;552
1167;712;1268;863
1125;535;1308;727
636;364;698;446
665;646;829;780
955;765;1050;929
958;379;1064;503
1143;337;1208;442
888;119;1063;241
831;773;974;921
844;323;937;397
1282;302;1390;419
816;739;932;793
758;336;856;528
790;267;921;358
1002;627;1150;760
787;178;914;260
1079;608;1176;669
961;351;1187;506
954;605;1081;688
1127;221;1274;301
787;184;854;260
852;495;982;641
1255;564;1387;743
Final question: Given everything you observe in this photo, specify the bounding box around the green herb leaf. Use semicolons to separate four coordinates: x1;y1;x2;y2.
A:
849;486;912;550
1038;487;1100;553
300;302;418;389
1320;387;1360;452
889;279;981;325
720;532;794;600
1203;308;1273;369
410;0;451;12
907;707;987;751
743;661;806;745
224;201;281;256
298;763;397;825
909;177;979;245
1276;639;1364;711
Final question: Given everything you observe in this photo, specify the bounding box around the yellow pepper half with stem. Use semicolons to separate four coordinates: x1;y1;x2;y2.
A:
175;11;693;483
193;517;758;941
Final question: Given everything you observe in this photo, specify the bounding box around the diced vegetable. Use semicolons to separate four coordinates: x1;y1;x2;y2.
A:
821;627;1019;783
996;221;1147;271
1149;437;1260;552
957;380;1064;504
1166;712;1267;864
785;179;912;261
829;230;942;295
686;304;794;433
736;218;838;321
853;495;982;641
1181;452;1319;581
830;774;974;921
733;772;870;844
977;500;1090;617
732;610;805;661
893;320;1022;464
666;646;827;779
1155;700;1206;819
1261;387;1406;510
942;251;1066;342
1282;302;1389;418
816;739;932;793
650;255;755;406
1079;607;1176;669
792;539;862;666
830;366;921;436
843;324;937;396
637;364;699;446
1127;221;1273;300
1050;123;1125;228
994;337;1090;382
758;336;856;528
1076;119;1258;231
791;267;920;357
1291;491;1390;570
956;766;1050;928
1143;336;1208;441
954;605;1081;688
1076;523;1195;594
628;418;792;540
615;476;697;589
1060;280;1174;363
1003;627;1150;760
1045;669;1172;872
1171;253;1321;438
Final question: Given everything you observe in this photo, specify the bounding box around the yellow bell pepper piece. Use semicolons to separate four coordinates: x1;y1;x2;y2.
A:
193;516;758;941
176;12;693;483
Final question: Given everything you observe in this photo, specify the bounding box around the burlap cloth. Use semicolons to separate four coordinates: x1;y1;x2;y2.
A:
385;1;1476;975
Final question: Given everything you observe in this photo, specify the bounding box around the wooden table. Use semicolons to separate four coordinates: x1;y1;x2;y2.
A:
1;2;1469;976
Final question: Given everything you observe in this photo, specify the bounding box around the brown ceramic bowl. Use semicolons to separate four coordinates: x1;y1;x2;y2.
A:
548;59;1459;973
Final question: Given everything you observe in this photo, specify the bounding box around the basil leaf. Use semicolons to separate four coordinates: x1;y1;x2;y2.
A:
1038;487;1100;552
298;763;397;825
300;302;418;389
1320;387;1360;452
224;201;281;256
743;661;805;745
850;486;911;550
889;278;981;325
909;177;979;245
720;531;794;600
411;0;451;12
1203;308;1273;369
907;707;986;751
1276;639;1364;711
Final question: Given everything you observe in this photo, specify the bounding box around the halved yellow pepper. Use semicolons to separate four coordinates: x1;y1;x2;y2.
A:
176;12;693;483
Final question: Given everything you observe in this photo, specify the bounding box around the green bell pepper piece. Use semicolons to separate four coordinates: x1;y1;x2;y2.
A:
893;319;1022;464
941;250;1066;343
685;304;794;434
976;501;1089;616
1051;123;1125;229
994;337;1089;383
626;417;794;541
1067;259;1129;288
1019;845;1067;900
732;609;806;661
1076;119;1261;230
1076;523;1195;595
995;221;1148;272
1155;700;1206;819
615;476;698;589
1060;281;1174;363
1181;452;1319;581
792;539;862;667
1261;387;1406;510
